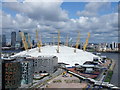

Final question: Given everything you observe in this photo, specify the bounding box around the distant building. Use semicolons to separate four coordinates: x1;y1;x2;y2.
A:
118;43;120;51
32;40;35;46
17;30;22;47
2;34;6;47
2;58;21;89
34;56;58;74
112;42;117;50
0;35;2;90
24;32;30;48
11;32;16;47
15;41;21;49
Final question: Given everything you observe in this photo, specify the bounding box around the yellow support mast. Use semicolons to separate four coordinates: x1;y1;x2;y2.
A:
36;29;41;52
56;30;60;53
74;32;80;53
40;34;42;47
83;32;90;51
28;34;33;49
19;32;28;51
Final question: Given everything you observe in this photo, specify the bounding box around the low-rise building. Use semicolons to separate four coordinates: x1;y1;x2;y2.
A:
34;56;58;74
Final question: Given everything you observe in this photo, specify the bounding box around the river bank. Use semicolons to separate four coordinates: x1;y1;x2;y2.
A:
100;52;119;87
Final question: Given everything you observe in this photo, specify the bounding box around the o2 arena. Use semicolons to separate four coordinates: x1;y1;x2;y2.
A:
11;31;101;67
12;45;100;67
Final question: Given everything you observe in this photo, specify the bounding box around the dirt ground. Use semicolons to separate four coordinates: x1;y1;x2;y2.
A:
45;73;87;88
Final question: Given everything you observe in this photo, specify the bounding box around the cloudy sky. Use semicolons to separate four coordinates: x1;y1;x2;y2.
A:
1;1;119;43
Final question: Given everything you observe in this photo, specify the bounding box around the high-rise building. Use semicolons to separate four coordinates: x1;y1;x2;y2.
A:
11;32;16;47
2;58;21;89
24;32;30;48
17;30;22;47
15;56;34;85
2;34;6;47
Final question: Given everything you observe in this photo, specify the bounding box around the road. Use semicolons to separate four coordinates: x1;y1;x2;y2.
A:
30;68;64;88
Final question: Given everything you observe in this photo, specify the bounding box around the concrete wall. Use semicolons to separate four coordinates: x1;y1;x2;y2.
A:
34;56;58;74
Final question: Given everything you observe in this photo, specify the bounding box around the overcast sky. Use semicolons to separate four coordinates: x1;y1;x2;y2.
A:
0;0;119;43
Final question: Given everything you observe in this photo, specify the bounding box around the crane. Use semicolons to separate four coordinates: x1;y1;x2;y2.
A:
83;32;90;51
56;30;60;53
36;29;41;52
28;34;33;49
74;32;80;53
19;32;28;51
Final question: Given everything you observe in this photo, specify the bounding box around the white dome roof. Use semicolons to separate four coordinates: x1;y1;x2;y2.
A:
12;45;99;67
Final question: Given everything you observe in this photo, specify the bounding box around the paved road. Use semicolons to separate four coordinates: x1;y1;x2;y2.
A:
30;68;64;88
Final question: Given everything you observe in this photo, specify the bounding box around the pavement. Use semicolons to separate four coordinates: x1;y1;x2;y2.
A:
30;68;64;88
42;73;87;88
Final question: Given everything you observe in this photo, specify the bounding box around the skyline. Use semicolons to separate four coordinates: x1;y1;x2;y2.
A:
1;1;119;43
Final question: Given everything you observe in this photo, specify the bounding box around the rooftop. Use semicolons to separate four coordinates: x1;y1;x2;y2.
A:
12;45;100;66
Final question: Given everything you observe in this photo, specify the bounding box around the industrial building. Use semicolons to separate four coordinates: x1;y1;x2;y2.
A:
2;58;21;89
34;56;58;74
75;64;101;74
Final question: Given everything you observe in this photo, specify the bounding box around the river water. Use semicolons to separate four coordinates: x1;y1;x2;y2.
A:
101;52;120;87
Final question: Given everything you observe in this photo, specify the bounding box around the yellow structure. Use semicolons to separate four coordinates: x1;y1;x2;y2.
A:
83;32;90;51
19;32;28;51
40;34;42;46
28;34;32;49
36;30;41;52
74;32;80;53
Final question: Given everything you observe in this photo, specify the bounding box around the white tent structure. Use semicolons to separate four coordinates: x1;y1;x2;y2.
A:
12;45;100;67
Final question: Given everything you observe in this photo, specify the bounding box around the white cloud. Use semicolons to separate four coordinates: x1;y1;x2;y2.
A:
2;2;118;43
76;2;111;17
3;1;68;21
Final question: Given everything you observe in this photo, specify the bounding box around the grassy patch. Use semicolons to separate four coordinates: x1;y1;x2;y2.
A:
104;71;113;82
